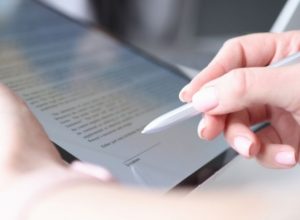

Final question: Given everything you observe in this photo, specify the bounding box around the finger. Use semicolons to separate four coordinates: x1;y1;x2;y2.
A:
224;110;260;158
70;161;115;182
200;104;268;142
270;107;300;147
197;114;226;140
179;32;277;102
0;83;63;171
191;64;300;118
255;125;297;168
180;31;300;102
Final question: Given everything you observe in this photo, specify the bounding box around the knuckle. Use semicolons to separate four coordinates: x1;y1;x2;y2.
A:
223;37;241;49
288;31;300;52
227;69;253;98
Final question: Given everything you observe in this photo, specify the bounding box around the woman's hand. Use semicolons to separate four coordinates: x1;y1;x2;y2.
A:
179;31;300;168
0;83;113;219
0;58;298;220
0;83;65;185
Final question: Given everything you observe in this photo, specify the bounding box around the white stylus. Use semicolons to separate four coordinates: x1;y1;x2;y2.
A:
142;51;300;134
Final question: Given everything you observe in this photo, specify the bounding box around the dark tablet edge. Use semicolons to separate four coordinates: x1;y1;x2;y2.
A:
171;122;270;192
171;148;237;192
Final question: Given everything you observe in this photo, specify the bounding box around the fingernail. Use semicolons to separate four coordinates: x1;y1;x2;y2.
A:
70;161;114;182
275;151;296;166
192;87;218;112
179;84;190;102
198;117;206;139
233;136;252;157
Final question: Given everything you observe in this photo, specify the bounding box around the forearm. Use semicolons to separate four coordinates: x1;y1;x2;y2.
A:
27;182;269;220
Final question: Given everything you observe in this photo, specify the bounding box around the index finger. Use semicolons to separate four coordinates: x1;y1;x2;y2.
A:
179;32;280;102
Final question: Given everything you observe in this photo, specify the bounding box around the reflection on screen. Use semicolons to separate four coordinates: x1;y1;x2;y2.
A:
0;1;228;190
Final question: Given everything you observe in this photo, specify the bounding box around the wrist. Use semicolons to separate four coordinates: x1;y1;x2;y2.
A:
0;162;112;220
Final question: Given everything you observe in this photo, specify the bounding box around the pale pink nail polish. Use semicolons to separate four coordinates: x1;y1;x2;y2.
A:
192;87;218;112
70;161;114;182
275;151;296;166
179;84;190;102
233;136;252;157
198;117;206;139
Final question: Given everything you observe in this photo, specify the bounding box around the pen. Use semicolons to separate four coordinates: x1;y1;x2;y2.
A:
142;51;300;134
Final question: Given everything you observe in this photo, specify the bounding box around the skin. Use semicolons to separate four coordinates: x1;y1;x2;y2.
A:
0;83;273;220
1;31;300;219
180;31;300;168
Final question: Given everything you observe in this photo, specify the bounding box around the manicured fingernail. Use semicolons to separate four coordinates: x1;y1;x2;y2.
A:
275;151;296;166
179;84;190;102
198;117;206;139
192;87;218;112
233;136;252;157
70;161;114;182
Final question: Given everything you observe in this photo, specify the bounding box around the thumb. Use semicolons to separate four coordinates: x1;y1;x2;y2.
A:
191;64;300;115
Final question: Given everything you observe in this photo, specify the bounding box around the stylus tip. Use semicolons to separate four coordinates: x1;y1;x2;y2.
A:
141;128;147;134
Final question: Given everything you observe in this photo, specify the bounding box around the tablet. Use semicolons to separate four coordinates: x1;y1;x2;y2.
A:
0;0;234;191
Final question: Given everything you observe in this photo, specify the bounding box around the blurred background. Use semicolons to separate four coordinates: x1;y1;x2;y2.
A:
1;0;287;70
39;0;287;70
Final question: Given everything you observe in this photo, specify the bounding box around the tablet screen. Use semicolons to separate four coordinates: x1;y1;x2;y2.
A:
0;0;230;190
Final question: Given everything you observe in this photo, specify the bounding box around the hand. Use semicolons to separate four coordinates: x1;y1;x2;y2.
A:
0;83;65;186
0;83;298;220
179;31;300;168
0;83;113;219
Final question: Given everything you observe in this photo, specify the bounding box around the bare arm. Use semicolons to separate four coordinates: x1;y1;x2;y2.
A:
28;182;272;220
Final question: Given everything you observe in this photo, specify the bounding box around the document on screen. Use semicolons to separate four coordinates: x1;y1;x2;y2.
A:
0;1;228;190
